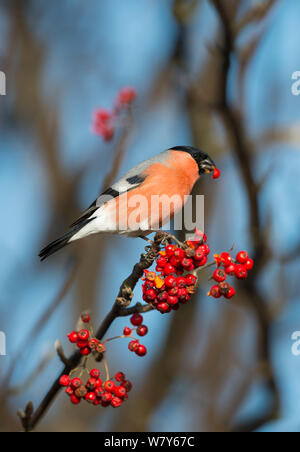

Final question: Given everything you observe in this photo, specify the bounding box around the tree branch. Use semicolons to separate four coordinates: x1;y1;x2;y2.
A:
19;232;165;432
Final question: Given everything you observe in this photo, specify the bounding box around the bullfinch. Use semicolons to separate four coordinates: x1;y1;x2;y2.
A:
39;146;218;260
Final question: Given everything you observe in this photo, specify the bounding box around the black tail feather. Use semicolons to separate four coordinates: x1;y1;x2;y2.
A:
39;217;95;261
39;230;74;261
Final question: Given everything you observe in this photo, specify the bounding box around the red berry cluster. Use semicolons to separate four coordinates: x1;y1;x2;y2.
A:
123;314;148;356
67;314;105;357
59;370;132;408
92;86;137;141
208;250;253;299
141;235;210;314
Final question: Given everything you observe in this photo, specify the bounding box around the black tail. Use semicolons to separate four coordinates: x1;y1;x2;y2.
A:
39;217;94;261
39;230;75;261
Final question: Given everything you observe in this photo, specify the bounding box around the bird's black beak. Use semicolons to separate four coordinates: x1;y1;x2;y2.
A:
199;158;216;174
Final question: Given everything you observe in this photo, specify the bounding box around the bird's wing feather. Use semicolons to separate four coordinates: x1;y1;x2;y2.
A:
70;150;170;228
70;173;148;228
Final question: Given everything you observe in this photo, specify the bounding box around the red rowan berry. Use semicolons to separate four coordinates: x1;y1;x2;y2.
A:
65;386;74;396
204;244;210;255
121;380;133;392
195;256;207;267
90;369;100;379
136;344;147;357
114;386;127;398
95;387;104;398
102;392;113;403
212;168;221;179
136;325;148;336
128;340;139;352
225;263;236;275
76;338;88;349
185;274;197;285
59;375;71;387
104;380;115;393
174;248;185;260
157;302;170;313
80;347;91;356
235;265;248;280
176;276;186;288
165;244;176;256
164;263;176;275
85;392;97;404
78;329;89;341
86;378;98;390
220;252;232;267
157;291;168;301
117;87;137;106
196;244;206;255
168;286;179;296
70;395;81;405
213;268;226;283
144;289;157;301
244;258;254;270
194;248;205;260
93;108;111;123
167;295;179;306
111;396;123;408
123;327;132;336
181;258;193;269
67;331;78;343
143;281;154;291
165;275;177;288
157;256;168;267
115;372;126;382
102;127;115;141
178;287;188;300
71;378;82;390
236;251;249;264
81;313;90;323
224;286;236;299
209;285;221;298
169;255;181;267
130;314;143;326
95;379;103;388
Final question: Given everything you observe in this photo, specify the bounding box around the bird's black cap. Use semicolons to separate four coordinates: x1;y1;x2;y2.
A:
169;146;216;174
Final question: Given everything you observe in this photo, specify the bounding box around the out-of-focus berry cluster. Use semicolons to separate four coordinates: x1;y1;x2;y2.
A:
208;251;254;299
92;87;137;141
59;369;132;408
